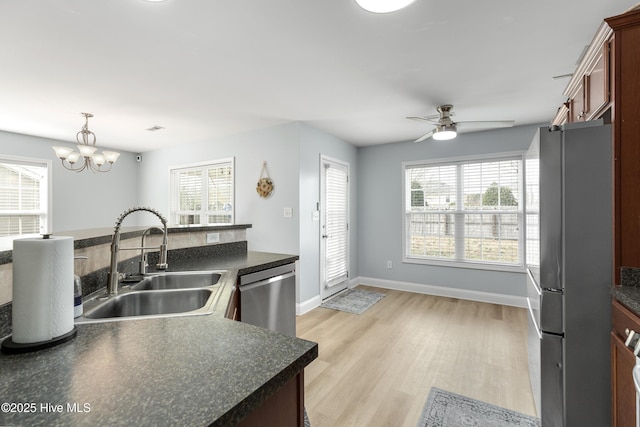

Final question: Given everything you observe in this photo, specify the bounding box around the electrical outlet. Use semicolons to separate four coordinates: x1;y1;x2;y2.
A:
284;207;293;218
312;210;320;221
206;232;220;243
387;260;393;269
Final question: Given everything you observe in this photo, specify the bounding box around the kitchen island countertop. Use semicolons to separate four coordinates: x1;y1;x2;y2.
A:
0;251;317;426
612;285;640;317
612;267;640;317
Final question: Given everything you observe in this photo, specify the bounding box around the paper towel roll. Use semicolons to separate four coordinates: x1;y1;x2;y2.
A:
12;236;74;344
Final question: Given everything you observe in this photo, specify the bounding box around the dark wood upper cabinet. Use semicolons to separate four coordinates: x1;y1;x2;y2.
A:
586;42;610;120
555;22;613;126
606;8;640;285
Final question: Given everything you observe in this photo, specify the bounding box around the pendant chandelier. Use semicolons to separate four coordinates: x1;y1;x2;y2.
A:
52;113;120;173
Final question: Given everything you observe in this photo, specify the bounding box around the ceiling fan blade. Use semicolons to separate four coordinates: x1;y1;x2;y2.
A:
406;114;440;123
456;120;515;130
414;129;435;143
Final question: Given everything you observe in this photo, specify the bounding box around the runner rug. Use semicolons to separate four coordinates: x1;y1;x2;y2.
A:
320;288;385;315
417;387;540;427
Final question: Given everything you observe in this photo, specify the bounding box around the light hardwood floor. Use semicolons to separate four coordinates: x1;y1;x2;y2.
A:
297;285;537;427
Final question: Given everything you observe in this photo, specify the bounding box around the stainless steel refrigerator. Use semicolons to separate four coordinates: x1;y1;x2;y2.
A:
525;121;612;427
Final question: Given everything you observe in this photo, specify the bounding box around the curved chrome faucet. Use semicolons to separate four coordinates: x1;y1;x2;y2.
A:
139;226;164;275
107;207;169;295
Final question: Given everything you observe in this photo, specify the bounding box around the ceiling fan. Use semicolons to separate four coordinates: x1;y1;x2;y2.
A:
407;104;515;142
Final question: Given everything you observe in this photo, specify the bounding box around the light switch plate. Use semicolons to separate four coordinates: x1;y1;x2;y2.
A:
284;207;293;218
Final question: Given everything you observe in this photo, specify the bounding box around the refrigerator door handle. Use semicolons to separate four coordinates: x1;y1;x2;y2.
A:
527;298;542;339
540;289;563;335
527;268;542;295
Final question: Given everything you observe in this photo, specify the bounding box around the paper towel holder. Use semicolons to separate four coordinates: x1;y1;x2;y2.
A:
1;233;78;354
1;327;77;354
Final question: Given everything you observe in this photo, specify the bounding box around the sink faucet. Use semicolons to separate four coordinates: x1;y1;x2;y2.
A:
107;207;169;295
139;226;164;275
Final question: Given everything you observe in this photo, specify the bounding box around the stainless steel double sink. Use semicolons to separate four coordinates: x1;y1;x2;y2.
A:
76;270;231;323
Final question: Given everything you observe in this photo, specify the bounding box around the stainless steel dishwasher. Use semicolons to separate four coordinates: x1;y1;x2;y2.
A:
239;263;296;337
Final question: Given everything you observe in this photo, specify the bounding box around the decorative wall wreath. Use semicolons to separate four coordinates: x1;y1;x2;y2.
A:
256;161;274;198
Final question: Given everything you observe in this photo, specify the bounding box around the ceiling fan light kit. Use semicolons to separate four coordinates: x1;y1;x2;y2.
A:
432;124;457;141
408;104;515;142
355;0;416;13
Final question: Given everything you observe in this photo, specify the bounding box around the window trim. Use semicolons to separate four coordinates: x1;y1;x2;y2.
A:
168;157;235;227
401;151;526;272
0;154;52;242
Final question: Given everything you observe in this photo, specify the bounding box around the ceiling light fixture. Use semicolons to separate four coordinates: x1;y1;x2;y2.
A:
432;124;457;141
52;113;120;173
355;0;416;13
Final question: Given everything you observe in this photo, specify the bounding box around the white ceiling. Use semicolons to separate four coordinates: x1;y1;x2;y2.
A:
0;1;637;153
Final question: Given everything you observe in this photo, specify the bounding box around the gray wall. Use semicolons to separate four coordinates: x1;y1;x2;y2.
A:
298;123;358;304
357;124;542;297
136;122;301;255
0;122;541;305
137;122;359;306
0;130;138;234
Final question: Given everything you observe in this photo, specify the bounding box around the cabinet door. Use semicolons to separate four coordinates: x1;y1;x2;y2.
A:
585;43;610;120
569;78;586;122
606;9;640;278
551;103;570;126
612;299;640;427
611;332;636;427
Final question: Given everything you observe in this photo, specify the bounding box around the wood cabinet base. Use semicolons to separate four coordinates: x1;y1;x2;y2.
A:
612;299;640;426
237;373;306;427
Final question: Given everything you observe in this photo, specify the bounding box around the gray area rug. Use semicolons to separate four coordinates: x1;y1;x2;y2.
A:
321;288;385;314
418;387;540;427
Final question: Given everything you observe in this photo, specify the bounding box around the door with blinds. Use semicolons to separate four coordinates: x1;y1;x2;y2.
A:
320;156;349;300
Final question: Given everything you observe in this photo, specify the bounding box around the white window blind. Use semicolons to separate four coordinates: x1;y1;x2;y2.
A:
404;155;523;268
0;158;49;237
324;163;349;287
170;158;234;226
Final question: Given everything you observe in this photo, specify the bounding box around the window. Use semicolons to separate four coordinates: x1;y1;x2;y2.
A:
0;156;51;238
169;158;234;226
403;154;523;269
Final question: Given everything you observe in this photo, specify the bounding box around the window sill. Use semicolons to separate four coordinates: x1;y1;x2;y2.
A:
402;256;525;273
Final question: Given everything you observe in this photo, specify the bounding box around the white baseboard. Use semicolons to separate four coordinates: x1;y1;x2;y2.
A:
296;276;527;314
352;276;528;308
297;294;322;315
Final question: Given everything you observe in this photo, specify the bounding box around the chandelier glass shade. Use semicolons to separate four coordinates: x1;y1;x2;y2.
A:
52;113;120;173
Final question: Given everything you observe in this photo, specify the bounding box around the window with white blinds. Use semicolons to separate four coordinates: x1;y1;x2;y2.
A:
324;162;349;288
0;157;50;237
169;158;234;226
403;154;523;269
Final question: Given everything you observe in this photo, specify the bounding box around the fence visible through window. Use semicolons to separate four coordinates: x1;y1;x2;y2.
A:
404;155;523;267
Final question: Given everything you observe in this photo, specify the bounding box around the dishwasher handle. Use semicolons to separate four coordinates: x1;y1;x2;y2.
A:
240;271;295;291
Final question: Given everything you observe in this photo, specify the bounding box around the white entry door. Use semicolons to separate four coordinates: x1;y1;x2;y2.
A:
320;155;349;300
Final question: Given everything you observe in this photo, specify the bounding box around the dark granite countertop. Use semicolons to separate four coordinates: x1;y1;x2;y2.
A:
0;224;253;264
612;267;640;316
612;285;640;316
0;250;316;426
159;249;299;277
